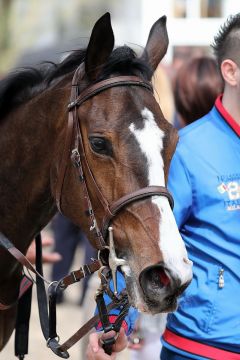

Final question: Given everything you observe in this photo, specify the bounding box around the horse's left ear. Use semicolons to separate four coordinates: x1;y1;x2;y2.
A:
85;12;114;80
141;15;169;71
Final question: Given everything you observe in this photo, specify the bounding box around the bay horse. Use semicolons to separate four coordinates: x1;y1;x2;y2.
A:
0;13;192;352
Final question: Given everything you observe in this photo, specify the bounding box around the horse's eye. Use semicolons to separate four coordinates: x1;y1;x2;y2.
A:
89;137;112;155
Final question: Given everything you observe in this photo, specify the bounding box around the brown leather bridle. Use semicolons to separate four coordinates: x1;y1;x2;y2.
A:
55;64;174;250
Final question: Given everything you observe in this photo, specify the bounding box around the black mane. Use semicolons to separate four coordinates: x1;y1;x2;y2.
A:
0;46;151;120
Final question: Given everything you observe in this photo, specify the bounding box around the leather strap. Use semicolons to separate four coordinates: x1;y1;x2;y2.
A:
60;260;101;288
58;302;117;353
0;275;32;311
68;75;153;110
101;185;174;237
110;186;174;213
0;232;48;281
0;232;41;310
14;282;33;359
55;64;85;212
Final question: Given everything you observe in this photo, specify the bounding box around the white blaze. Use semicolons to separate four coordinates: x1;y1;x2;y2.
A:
129;108;192;285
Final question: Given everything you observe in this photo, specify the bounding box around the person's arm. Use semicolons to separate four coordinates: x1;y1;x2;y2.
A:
168;149;192;228
26;234;62;264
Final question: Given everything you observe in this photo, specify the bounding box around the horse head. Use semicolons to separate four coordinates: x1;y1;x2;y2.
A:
54;13;192;314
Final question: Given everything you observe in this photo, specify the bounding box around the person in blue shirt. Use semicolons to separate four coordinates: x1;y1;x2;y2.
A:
87;13;240;360
161;13;240;360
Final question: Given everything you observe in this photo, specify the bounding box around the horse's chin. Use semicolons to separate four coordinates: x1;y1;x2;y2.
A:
136;298;178;315
132;295;178;314
144;296;178;314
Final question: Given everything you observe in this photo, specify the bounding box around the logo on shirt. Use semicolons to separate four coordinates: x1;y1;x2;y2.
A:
217;174;240;211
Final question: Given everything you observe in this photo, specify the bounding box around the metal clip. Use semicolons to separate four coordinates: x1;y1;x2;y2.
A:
71;148;81;167
108;227;126;295
90;219;96;231
218;268;224;288
47;281;58;294
68;101;76;110
46;335;60;348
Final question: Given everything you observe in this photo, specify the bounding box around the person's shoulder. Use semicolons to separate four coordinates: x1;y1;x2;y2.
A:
174;109;216;160
179;113;211;139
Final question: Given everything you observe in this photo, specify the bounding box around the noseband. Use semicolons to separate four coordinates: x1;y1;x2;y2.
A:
55;65;174;249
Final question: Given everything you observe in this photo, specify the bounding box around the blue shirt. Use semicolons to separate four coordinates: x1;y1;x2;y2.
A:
163;97;240;356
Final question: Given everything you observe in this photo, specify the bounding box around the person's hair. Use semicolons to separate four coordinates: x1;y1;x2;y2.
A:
174;56;223;126
211;13;240;68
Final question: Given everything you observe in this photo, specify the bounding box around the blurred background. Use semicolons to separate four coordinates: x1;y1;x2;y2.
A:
0;0;240;74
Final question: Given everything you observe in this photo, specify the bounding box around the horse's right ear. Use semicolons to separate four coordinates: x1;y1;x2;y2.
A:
85;13;114;81
141;15;169;71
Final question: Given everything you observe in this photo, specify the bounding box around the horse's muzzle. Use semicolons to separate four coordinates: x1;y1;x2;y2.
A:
139;263;191;312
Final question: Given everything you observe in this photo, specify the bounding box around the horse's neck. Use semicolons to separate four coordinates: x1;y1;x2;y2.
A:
0;84;69;252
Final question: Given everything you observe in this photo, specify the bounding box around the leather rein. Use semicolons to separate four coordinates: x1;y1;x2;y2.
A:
55;65;174;250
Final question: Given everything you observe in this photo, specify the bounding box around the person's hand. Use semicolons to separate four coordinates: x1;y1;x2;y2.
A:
86;327;128;359
26;235;62;264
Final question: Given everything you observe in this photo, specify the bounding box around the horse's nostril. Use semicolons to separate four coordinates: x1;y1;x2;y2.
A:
149;267;171;287
140;265;171;294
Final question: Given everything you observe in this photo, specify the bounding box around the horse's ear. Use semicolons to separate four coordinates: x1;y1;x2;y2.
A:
141;15;169;71
85;12;114;80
